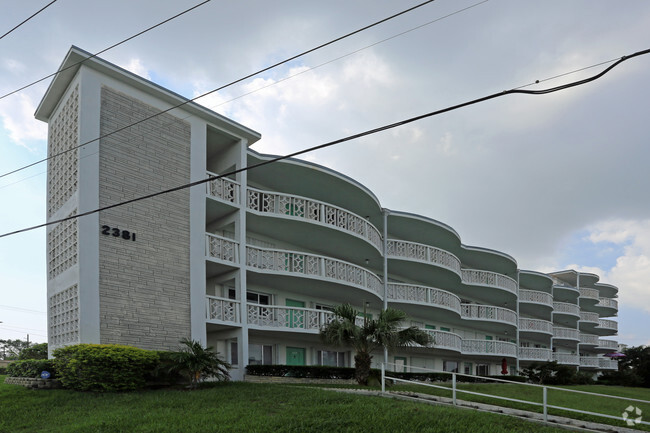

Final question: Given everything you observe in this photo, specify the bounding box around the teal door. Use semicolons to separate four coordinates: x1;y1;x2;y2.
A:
286;347;305;365
286;299;305;328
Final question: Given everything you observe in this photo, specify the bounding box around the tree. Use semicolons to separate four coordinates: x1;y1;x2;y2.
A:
19;343;48;360
320;304;431;385
168;338;231;388
0;339;31;360
619;345;650;387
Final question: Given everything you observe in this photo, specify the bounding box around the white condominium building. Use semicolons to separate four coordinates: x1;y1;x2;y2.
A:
38;47;619;380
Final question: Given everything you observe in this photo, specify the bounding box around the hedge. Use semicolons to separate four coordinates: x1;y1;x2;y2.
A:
53;344;159;392
6;359;56;378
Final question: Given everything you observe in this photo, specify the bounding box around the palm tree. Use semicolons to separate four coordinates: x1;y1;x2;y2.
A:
320;304;431;385
169;338;231;388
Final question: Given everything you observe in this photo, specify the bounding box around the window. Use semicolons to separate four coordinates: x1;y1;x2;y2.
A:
440;327;451;332
249;344;273;365
230;341;238;366
443;360;458;373
425;324;436;330
463;362;473;375
476;364;489;376
314;304;334;311
318;350;346;367
247;292;270;305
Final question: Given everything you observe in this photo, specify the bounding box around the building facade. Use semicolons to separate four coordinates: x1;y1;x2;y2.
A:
38;47;619;380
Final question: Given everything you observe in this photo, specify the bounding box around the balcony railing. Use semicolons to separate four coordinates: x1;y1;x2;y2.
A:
519;290;553;307
461;339;517;357
553;327;579;340
579;356;600;368
579;312;599;323
206;172;239;204
387;283;461;314
597;339;618;350
553;302;580;316
579;287;599;300
597;319;618;331
386;240;461;275
599;358;618;370
247;187;383;251
206;234;238;263
206;296;240;323
422;329;462;352
461;269;518;295
519;347;552;361
597;297;618;309
460;304;517;326
552;352;579;365
519;318;553;334
579;333;599;345
247;304;335;331
246;246;382;296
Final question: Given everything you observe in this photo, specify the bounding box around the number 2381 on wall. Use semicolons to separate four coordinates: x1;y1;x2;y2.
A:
101;225;136;241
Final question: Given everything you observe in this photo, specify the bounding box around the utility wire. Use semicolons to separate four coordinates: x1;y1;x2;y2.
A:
1;48;647;240
0;0;212;102
0;0;437;180
0;0;58;41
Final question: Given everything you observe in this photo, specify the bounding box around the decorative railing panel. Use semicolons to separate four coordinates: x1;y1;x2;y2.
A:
461;269;518;295
552;352;579;365
519;318;553;334
519;289;553;306
553;327;579;340
423;329;462;352
519;347;552;361
597;319;618;331
206;296;240;323
579;356;600;368
597;297;618;309
386;240;461;274
579;333;599;345
460;304;517;326
206;172;239;204
247;187;382;251
579;288;599;300
461;339;517;356
597;339;618;350
247;304;335;331
206;234;238;263
246;246;382;295
579;312;599;323
387;283;461;314
599;358;618;370
553;302;580;316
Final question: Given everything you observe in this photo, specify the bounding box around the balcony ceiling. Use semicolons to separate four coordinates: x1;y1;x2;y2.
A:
519;270;553;292
386;212;461;255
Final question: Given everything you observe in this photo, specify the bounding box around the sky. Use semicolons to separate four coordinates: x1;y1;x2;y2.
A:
0;0;649;347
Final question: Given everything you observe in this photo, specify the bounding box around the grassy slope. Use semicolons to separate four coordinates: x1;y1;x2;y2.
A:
1;376;576;433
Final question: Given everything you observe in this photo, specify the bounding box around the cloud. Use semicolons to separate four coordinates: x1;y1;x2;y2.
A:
123;58;151;80
0;93;47;148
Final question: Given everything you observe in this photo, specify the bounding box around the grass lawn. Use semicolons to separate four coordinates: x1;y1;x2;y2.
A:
1;375;580;433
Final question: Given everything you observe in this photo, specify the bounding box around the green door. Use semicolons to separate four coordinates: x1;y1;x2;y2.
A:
286;299;305;328
286;347;305;365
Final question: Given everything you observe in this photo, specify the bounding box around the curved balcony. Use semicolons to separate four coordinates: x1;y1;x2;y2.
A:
422;329;462;352
553;327;579;341
206;234;238;263
387;283;461;315
519;347;552;362
579;356;600;368
553;302;580;317
599;358;618;370
206;172;240;204
461;339;517;357
246;246;382;298
519;289;553;307
594;297;618;317
386;239;461;279
461;269;518;296
247;187;382;252
519;318;553;335
247;304;334;333
579;311;599;324
461;304;518;327
579;288;599;302
597;339;618;351
552;352;579;365
206;296;240;324
579;333;599;346
595;319;618;335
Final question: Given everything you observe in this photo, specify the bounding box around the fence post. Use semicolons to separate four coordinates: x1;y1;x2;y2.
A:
543;386;548;422
452;373;457;405
381;363;385;393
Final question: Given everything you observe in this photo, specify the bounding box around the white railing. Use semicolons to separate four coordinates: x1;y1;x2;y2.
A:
206;171;239;204
247;187;383;251
519;347;552;361
579;288;599;300
461;269;518;295
579;333;599;345
597;339;618;350
579;311;599;323
387;283;461;314
552;302;579;316
552;352;579;365
422;329;462;352
386;240;461;275
553;327;579;340
206;296;240;323
460;304;517;326
461;339;517;357
518;289;553;306
597;297;618;309
599;358;619;370
518;318;553;334
246;246;382;296
598;319;618;331
247;304;334;331
579;356;600;368
206;233;238;263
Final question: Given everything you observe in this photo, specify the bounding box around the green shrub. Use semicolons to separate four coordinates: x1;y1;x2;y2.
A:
246;365;356;379
6;359;56;378
0;367;6;375
18;343;48;360
53;344;159;392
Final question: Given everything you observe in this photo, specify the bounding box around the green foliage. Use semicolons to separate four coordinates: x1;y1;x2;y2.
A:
53;344;159;392
521;361;594;385
619;345;650;387
168;339;230;388
320;304;431;385
6;359;56;378
18;343;48;360
0;338;31;360
246;364;356;379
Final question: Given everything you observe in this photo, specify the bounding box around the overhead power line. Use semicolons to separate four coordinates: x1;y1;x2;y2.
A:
0;0;438;180
0;0;212;102
0;0;58;41
1;47;648;240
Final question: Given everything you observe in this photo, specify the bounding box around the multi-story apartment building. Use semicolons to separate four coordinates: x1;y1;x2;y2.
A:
37;47;619;380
